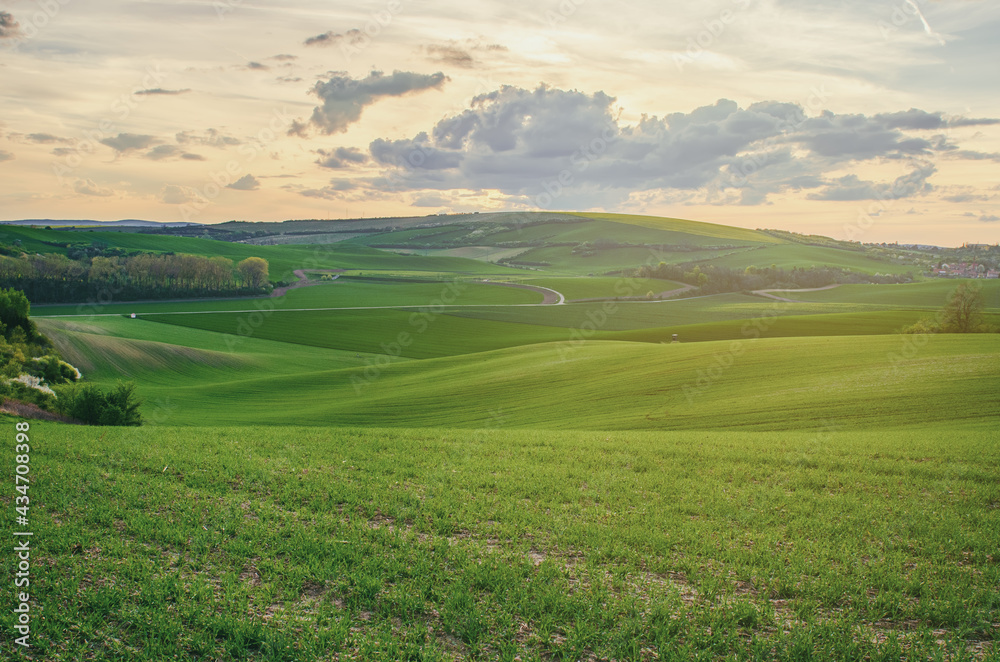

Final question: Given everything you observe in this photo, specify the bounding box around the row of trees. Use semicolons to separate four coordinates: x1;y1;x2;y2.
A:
0;252;269;303
636;262;912;293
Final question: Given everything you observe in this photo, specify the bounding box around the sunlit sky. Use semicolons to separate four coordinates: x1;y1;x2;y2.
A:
2;0;999;245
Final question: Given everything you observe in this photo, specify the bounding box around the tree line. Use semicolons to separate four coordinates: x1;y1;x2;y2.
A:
0;251;269;303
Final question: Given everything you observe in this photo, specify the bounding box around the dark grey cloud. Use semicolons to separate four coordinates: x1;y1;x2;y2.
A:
302;70;449;135
100;133;157;153
269;54;297;61
182;153;206;161
227;174;259;191
0;150;14;162
246;62;269;71
981;214;1000;223
135;88;191;96
0;12;20;39
316;146;369;169
344;84;994;207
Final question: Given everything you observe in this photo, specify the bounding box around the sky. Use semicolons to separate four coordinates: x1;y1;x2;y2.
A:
1;0;999;245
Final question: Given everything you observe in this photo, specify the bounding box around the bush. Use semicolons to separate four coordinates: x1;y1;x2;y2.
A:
59;382;142;426
31;356;81;384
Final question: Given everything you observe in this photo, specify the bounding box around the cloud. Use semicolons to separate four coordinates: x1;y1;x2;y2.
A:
143;145;204;161
100;133;157;153
349;84;993;208
24;133;69;144
806;165;936;201
304;29;365;47
269;54;297;61
425;45;475;68
422;41;509;69
0;150;14;162
300;179;356;199
176;129;241;147
316;146;369;169
981;214;1000;223
135;88;191;96
145;145;182;160
0;12;21;39
411;193;451;207
74;179;114;197
947;150;1000;162
227;174;259;191
302;70;449;135
161;185;194;204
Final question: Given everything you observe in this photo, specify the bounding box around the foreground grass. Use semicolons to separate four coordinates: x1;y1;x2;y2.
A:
1;422;996;660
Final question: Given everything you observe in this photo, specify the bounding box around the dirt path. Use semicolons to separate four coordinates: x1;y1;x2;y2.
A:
270;269;343;298
480;281;565;305
751;284;841;303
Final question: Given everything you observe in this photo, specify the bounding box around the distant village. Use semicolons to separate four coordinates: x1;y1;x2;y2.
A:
930;244;1000;279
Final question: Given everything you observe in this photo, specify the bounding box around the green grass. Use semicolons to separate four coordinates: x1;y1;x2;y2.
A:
143;308;573;360
8;213;1000;660
38;317;1000;430
571;212;786;244
699;244;916;275
778;280;1000;308
33;277;542;316
514;276;686;301
0;226;527;282
2;420;996;660
609;310;1000;344
505;244;739;274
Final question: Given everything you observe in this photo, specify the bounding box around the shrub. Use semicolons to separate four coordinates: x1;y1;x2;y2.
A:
59;382;142;426
31;356;81;384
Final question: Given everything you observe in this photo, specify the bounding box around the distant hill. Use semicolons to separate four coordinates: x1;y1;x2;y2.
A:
0;219;202;228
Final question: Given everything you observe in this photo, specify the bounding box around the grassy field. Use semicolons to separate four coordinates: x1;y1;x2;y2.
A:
32;277;543;317
1;420;996;660
7;214;999;660
0;226;528;282
694;245;916;275
512;277;687;301
777;280;1000;308
35;316;1000;430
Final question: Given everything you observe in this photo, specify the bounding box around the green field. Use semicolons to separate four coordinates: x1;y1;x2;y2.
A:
513;276;687;301
776;280;1000;308
0;226;528;282
5;213;999;660
33;277;543;317
3;419;996;660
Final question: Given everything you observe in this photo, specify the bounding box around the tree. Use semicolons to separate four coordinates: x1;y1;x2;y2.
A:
0;287;36;341
237;257;269;289
903;281;992;334
940;282;986;333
